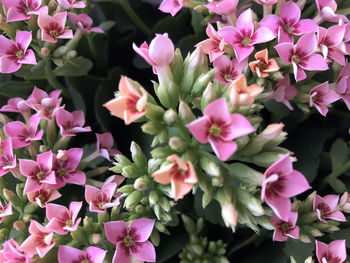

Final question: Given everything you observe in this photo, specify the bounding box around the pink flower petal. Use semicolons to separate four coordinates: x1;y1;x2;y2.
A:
328;240;347;262
252;27;275;44
295;32;317;57
19;49;37;65
265;154;293;177
259;15;280;35
266;194;291;221
223;114;255;140
300;54;328;71
58;245;83;263
233;44;254;63
274;42;293;64
86;246;107;263
16;31;32;51
293;19;317;35
186;116;210;143
280;1;300;25
130;218;155;242
131;240;156;262
278;170;310;198
104;221;128;244
208;137;237;161
149;33;174;67
0;56;21;74
236;9;254;36
112;242;131;263
204;98;231;125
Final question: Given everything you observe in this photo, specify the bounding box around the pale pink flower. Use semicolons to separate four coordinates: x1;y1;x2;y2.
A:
196;24;226;62
38;12;73;43
0;97;31;116
255;0;277;4
58;246;107;263
0;200;12;223
218;9;275;62
27;185;61;208
0;239;30;263
104;76;148;125
54;0;86;10
315;0;349;23
20;220;55;258
309;82;340;116
152;154;197;201
315;240;347;263
0;138;16;176
85;183;120;213
260;1;317;43
186;98;255;161
271;74;298;110
261;154;310;221
213;55;246;84
275;32;328;82
271;211;299;242
313;194;346;223
19;151;56;194
56;108;91;136
159;0;184;16
205;0;238;17
104;218;156;263
26;87;62;120
0;31;36;73
249;48;279;78
334;63;350;110
68;12;104;34
46;201;82;234
96;133;121;161
88;174;125;198
339;192;350;213
0;0;48;22
4;114;43;148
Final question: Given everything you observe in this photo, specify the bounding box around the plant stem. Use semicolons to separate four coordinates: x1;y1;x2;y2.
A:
227;232;263;256
320;160;350;189
45;60;68;96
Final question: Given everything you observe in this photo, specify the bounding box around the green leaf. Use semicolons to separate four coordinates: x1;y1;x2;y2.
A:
330;139;348;170
53;57;93;77
283;239;314;263
65;77;87;113
0;74;11;86
330;228;350;248
191;10;205;36
99;21;116;32
14;63;47;80
329;177;347;193
194;190;225;225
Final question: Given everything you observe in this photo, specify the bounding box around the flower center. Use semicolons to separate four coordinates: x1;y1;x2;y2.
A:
66;219;73;227
98;202;105;209
242;37;252;47
0;208;3;213
209;124;221;137
281;223;290;232
58;168;66;177
123;235;133;247
16;50;24;59
37;194;45;203
224;73;232;80
283;25;292;35
257;61;267;71
291;55;299;64
36;171;46;180
50;30;59;37
81;260;90;263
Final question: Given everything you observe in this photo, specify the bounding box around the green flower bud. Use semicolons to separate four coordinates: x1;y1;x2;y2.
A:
109;163;124;173
299;233;312;243
140;197;149;206
208;241;217;254
24;202;39;214
202;192;213;208
83;216;95;233
114;154;131;165
201;82;216;111
111;206;121;221
149;190;160;206
53;46;68;57
118;184;135;194
134;176;151;191
122;165;139;178
124;191;143;209
200;157;221;177
71;227;87;243
164;108;177;125
192;245;203;256
145;103;165;121
98;212;110;223
3;189;22;210
15;183;25;200
251;152;288;167
148;158;163;173
13;220;26;231
156;80;179;109
236;189;264;216
196;218;205;233
191;69;216;97
150;230;160;246
169;137;188;152
228;163;263;185
0;228;9;242
135;204;145;214
182;214;196;234
255;216;274;230
130;141;147;168
159;196;171;212
170;48;184;84
155;221;170;234
179;101;196;124
141;121;165;135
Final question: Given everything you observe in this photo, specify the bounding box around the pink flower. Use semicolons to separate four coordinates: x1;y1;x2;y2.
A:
0;200;12;223
187;98;255;161
56;108;91;136
4;114;43;148
58;246;107;263
27;185;61;208
249;48;279;78
85;183;120;213
88;174;125;198
0;31;36;73
0;0;48;22
271;74;298;110
275;32;328;82
261;154;310;221
315;240;347;263
152;154;197;201
205;0;238;17
315;0;348;23
255;0;277;4
104;218;156;263
260;1;317;43
20;220;55;258
218;9;275;62
196;24;226;62
0;138;16;176
48;148;86;189
313;194;346;223
159;0;184;16
0;239;30;262
96;133;121;160
318;25;347;66
68;12;104;34
271;211;299;242
213;55;246;84
309;82;340;116
103;76;148;125
19;151;56;194
38;12;73;43
54;0;86;9
339;192;350;213
0;97;31;116
27;87;62;120
334;63;350;110
46;201;82;234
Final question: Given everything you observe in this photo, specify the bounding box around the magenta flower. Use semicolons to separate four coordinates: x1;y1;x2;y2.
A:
104;218;156;263
275;32;328;82
213;55;246;84
218;9;275;62
0;31;36;74
271;211;299;242
68;12;104;34
96;133;121;160
85;183;120;213
56;108;91;136
0;239;30;262
0;0;48;22
316;240;347;263
309;82;340;117
0;201;12;223
313;194;346;223
21;220;55;258
28;185;61;208
334;63;350;110
88;175;125;198
196;24;226;62
204;0;238;17
58;246;107;263
54;0;86;10
159;0;183;16
19;151;56;194
260;1;317;43
0;97;31;116
46;202;82;234
4;114;43;148
186;98;255;161
261;154;310;221
38;12;73;43
318;25;347;66
271;74;298;110
0;138;16;177
27;87;62;120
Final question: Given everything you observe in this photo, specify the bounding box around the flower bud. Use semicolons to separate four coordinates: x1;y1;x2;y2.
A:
134;176;151;191
114;154;131;165
221;203;238;228
228;163;264;185
53;46;68;57
236;189;264;216
258;123;284;141
83;216;95;233
181;214;196;234
149;190;160;206
179;101;196;123
251;152;288;167
191;69;216;97
150;230;160;246
41;47;50;57
170;48;184;84
0;113;11;124
169;137;188;152
200;157;221;177
118;184;135;194
97;212;110;223
130;141;147;168
201;82;216;111
155;80;179;109
339;192;350;213
3;189;22;209
68;50;77;58
13;220;26;231
39;145;49;153
57;150;68;161
124;191;143;209
192;245;203;256
89;233;102;245
110;206;120;221
145;103;165;121
122;165;139;178
71;227;88;242
304;256;314;263
135;204;145;214
141;121;165;135
299;233;312;243
163;109;177;125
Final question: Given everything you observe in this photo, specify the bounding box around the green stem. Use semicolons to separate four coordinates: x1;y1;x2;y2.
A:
117;0;152;36
45;60;68;96
87;35;98;61
227;232;262;256
320;160;350;189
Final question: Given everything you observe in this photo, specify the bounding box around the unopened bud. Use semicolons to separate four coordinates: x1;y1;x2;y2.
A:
188;47;208;72
236;189;264;216
41;47;50;57
201;82;216;111
89;233;102;244
3;189;22;209
149;190;160;206
141;121;164;135
0;113;11;124
145;103;165;121
192;245;203;256
57;150;68;161
53;46;68;57
163;109;177;125
259;123;284;141
169;137;188;152
191;69;216;97
118;184;135;194
221;203;238;228
134;176;150;191
179;101;196;123
124;191;143;209
135;204;145;214
39;145;49;153
304;256;314;263
299;233;312;243
68;50;77;58
13;220;26;231
130;141;147;168
170;48;184;84
339;192;350;213
122;165;139;178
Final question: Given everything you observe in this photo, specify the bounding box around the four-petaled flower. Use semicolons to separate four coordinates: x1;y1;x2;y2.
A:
213;55;246;84
159;0;184;16
68;12;104;34
313;194;346;223
96;133;121;161
0;138;16;177
0;200;12;223
0;239;29;262
58;245;107;263
38;12;73;43
54;0;86;10
249;48;279;78
56;108;91;136
270;74;297;110
309;82;340;116
315;240;347;263
85;183;120;213
0;0;48;22
270;211;299;242
27;185;61;208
